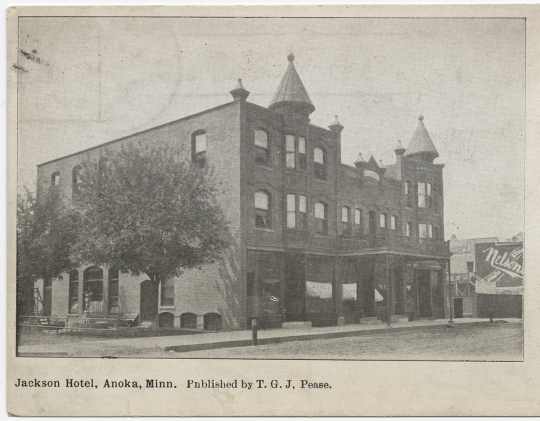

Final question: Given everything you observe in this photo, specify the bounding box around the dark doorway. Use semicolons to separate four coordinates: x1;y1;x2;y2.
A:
284;253;305;321
394;267;404;315
417;270;432;318
42;278;52;316
140;280;158;322
453;298;464;318
360;259;376;317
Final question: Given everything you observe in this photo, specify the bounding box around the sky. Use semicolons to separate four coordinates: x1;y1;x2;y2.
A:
16;17;525;240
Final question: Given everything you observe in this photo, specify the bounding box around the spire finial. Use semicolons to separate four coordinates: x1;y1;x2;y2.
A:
418;115;424;121
230;78;250;101
329;115;344;133
287;52;295;62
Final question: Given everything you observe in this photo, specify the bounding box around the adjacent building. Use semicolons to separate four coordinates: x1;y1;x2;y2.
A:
35;53;451;330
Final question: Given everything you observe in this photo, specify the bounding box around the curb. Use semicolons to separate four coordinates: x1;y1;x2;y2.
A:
165;320;504;353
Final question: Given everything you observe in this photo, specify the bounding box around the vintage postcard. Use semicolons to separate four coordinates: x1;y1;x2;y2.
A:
6;5;540;416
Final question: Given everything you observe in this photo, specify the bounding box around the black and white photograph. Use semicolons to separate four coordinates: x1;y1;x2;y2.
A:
6;5;538;417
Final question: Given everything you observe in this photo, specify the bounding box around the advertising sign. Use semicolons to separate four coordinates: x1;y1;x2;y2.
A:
474;242;523;295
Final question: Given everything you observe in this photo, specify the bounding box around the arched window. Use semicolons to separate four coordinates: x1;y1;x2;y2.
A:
314;202;328;234
255;190;270;228
192;131;207;168
83;266;103;306
341;206;351;236
204;313;222;330
72;166;82;197
68;270;79;314
354;209;363;237
161;277;174;306
159;312;174;328
314;147;327;180
51;172;60;187
254;129;270;165
108;268;119;313
180;312;197;329
406;222;412;237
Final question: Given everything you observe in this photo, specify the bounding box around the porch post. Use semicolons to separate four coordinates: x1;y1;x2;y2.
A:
77;269;84;318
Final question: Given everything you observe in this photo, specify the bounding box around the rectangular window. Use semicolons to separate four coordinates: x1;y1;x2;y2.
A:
314;147;327;180
286;135;295;168
419;223;428;238
406;181;413;208
68;271;78;314
427;224;433;239
195;133;207;153
254;129;270;165
298;137;307;170
418;182;426;208
315;203;328;234
390;215;396;230
341;207;351;236
193;132;207;168
466;261;474;273
286;194;296;229
380;214;387;228
354;209;362;237
161;277;174;306
406;222;412;237
298;195;307;230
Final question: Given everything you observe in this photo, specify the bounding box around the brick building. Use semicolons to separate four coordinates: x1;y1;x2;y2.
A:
36;53;451;330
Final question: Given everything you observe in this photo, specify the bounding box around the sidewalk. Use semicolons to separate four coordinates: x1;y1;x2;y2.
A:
17;318;516;357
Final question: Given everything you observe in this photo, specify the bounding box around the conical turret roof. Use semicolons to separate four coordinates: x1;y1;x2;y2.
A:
269;53;315;114
405;116;439;160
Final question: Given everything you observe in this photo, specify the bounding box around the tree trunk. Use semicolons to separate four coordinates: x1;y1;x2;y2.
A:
148;276;161;330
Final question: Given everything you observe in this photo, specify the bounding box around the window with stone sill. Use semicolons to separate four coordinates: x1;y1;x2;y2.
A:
51;172;60;187
314;202;328;234
161;277;174;307
354;209;363;237
314;147;327;180
255;190;271;229
254;129;270;166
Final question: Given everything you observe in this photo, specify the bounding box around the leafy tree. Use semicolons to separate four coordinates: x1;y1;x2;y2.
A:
72;142;230;324
17;187;80;315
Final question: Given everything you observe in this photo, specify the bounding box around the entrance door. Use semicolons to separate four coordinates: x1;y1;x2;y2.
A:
284;254;305;321
140;280;158;322
417;270;432;318
453;298;464;318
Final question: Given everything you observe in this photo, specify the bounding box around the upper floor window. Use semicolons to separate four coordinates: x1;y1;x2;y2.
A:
314;147;327;180
298;137;307;170
161;277;174;306
380;213;387;229
285;135;307;170
354;209;363;237
254;129;270;166
390;215;397;230
51;172;60;187
405;222;412;237
405;181;413;208
192;131;207;168
466;261;474;273
419;223;433;239
72;166;82;197
286;135;296;168
285;194;307;230
433;184;440;214
341;206;351;236
255;190;271;229
314;202;328;234
418;181;432;208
